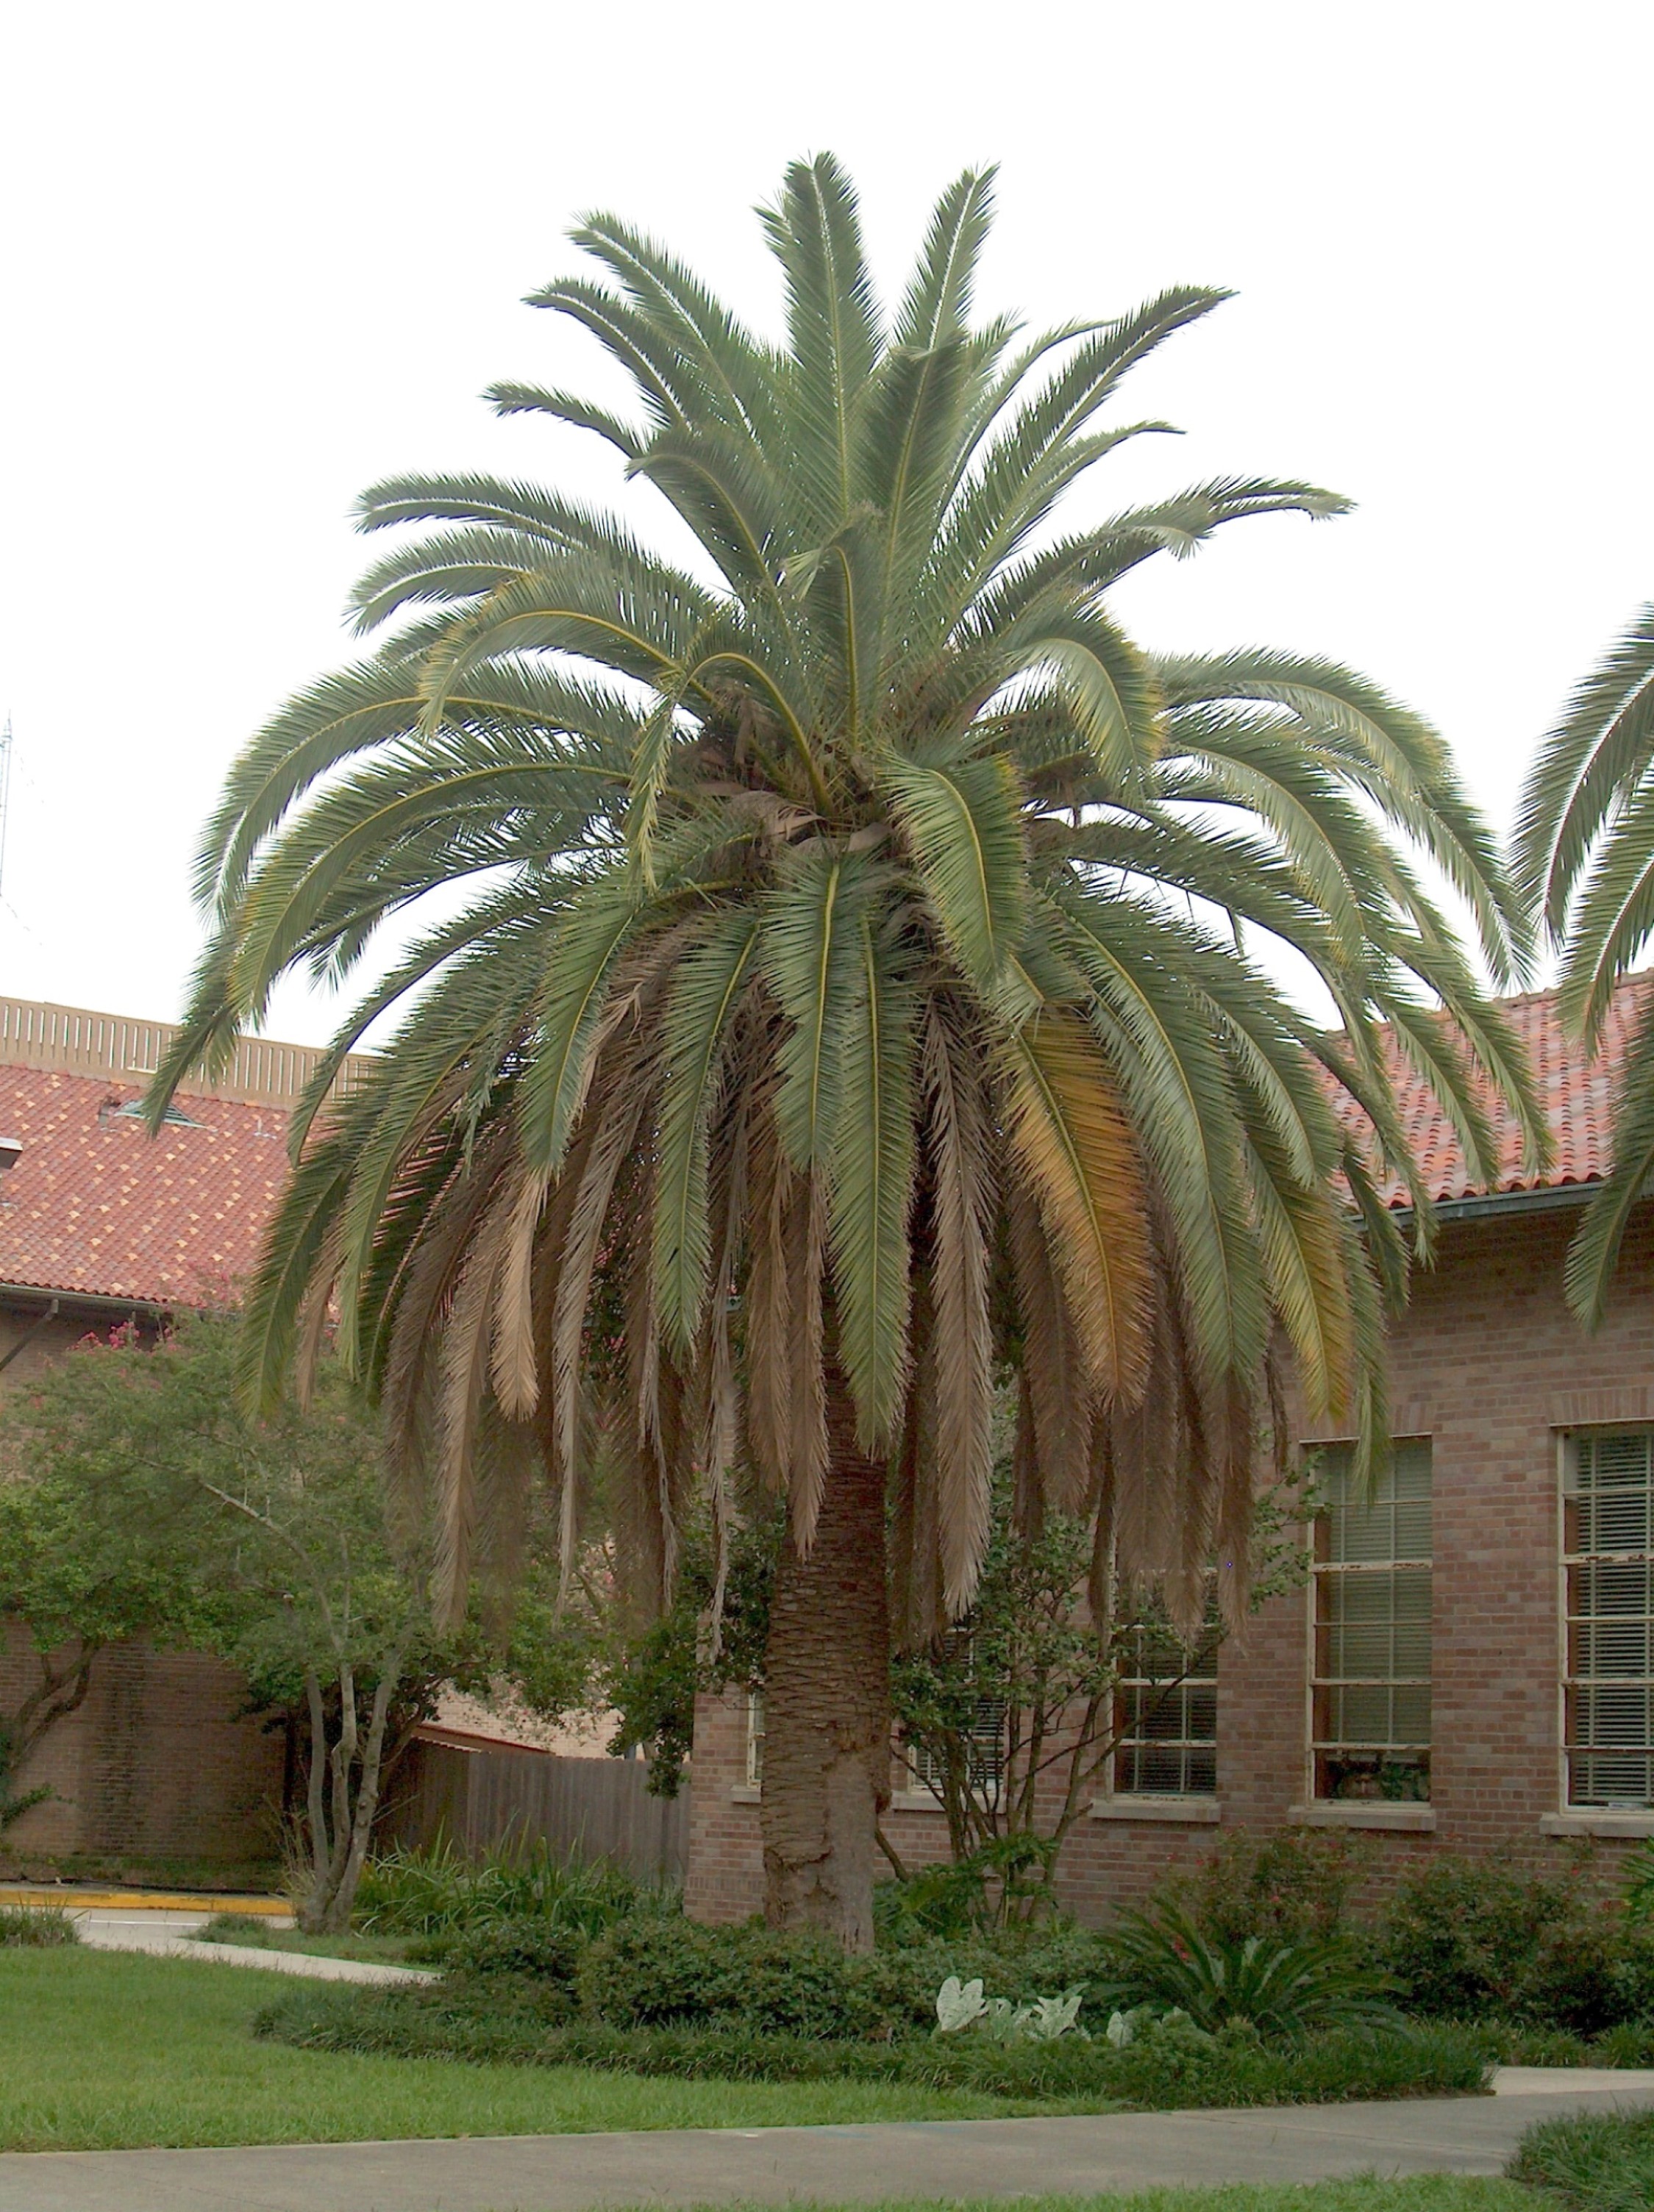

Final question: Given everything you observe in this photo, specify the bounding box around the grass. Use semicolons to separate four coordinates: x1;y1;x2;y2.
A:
0;1948;1092;2151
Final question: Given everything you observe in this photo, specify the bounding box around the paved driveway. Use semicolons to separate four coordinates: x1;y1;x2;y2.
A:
2;2078;1653;2212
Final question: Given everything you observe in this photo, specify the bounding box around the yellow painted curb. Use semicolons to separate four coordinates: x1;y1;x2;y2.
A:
0;1888;290;1914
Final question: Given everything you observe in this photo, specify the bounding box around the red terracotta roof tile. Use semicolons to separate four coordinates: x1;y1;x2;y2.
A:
0;1066;291;1307
1333;979;1650;1209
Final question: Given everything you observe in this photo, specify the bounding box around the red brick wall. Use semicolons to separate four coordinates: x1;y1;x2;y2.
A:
685;1201;1654;1924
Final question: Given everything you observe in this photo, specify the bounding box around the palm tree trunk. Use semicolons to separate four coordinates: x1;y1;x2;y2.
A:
759;1357;891;1952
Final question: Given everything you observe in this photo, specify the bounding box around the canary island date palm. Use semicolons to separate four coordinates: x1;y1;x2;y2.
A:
154;158;1538;1947
1515;603;1654;1321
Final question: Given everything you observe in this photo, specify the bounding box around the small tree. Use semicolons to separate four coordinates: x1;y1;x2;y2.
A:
887;1466;1313;1926
2;1313;599;1927
0;1325;231;1838
607;1506;778;1795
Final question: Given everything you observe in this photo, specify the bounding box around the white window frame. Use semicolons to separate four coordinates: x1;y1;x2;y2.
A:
1560;1426;1654;1813
1307;1437;1433;1805
1108;1592;1220;1799
745;1691;764;1790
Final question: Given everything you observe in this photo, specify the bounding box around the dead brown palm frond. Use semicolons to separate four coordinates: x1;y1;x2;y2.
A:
491;1163;551;1417
696;1054;752;1494
432;1180;518;1619
1005;1180;1093;1516
922;1002;996;1611
744;1096;794;1492
784;1170;830;1549
997;1013;1153;1408
469;1398;541;1638
549;1047;655;1499
891;1268;944;1648
381;1124;517;1513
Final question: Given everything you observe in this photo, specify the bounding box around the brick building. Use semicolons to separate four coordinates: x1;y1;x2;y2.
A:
685;985;1654;1924
0;994;369;1874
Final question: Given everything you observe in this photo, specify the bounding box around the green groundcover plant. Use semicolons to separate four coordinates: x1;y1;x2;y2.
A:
352;1840;675;1940
0;1906;76;1947
1508;2106;1654;2212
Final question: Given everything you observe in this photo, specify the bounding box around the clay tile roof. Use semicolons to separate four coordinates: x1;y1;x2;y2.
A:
1336;978;1650;1210
0;995;371;1310
0;1066;293;1307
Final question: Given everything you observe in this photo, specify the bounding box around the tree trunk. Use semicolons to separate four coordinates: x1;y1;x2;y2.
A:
759;1358;891;1951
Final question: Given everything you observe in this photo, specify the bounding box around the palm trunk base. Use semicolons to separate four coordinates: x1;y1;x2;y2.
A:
759;1382;891;1952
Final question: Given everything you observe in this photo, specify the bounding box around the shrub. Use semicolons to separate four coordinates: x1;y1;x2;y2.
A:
0;1904;77;1947
352;1839;674;1938
577;1918;888;2038
1467;2017;1654;2069
443;1916;585;1988
1378;1854;1654;2032
574;1916;1113;2041
1094;1901;1401;2039
255;1977;1488;2106
1622;1838;1654;1924
1508;2106;1654;2211
1165;1830;1366;1946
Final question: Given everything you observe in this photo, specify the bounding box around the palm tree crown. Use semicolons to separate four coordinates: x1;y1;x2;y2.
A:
1516;602;1654;1321
158;157;1537;1644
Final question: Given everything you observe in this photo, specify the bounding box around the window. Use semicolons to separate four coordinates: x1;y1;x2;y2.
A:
902;1630;1006;1798
908;1703;1008;1796
1564;1430;1654;1809
1113;1598;1219;1796
745;1692;764;1788
1311;1438;1432;1802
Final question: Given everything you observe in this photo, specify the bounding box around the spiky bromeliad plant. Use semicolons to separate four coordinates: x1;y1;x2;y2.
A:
1515;603;1654;1323
153;157;1539;1948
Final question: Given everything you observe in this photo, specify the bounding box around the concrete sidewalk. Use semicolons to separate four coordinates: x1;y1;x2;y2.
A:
3;2081;1653;2212
70;1909;438;1987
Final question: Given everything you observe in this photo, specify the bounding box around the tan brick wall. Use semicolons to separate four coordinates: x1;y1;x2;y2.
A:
1;1622;284;1866
685;1202;1654;1923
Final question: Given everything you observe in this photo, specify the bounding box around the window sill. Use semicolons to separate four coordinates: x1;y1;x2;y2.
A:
1289;1801;1436;1833
887;1788;954;1813
1541;1810;1654;1838
728;1784;760;1804
1091;1796;1222;1824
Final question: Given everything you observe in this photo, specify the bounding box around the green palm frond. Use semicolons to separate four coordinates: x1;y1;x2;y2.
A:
1516;603;1654;932
1514;604;1654;1324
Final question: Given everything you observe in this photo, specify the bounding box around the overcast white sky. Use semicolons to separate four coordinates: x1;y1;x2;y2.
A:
2;0;1650;1047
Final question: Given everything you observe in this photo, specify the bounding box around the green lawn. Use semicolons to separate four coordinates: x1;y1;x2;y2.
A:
0;1949;1092;2150
721;2193;1533;2212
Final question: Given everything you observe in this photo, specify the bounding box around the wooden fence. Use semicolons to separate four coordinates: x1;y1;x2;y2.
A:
382;1738;691;1884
